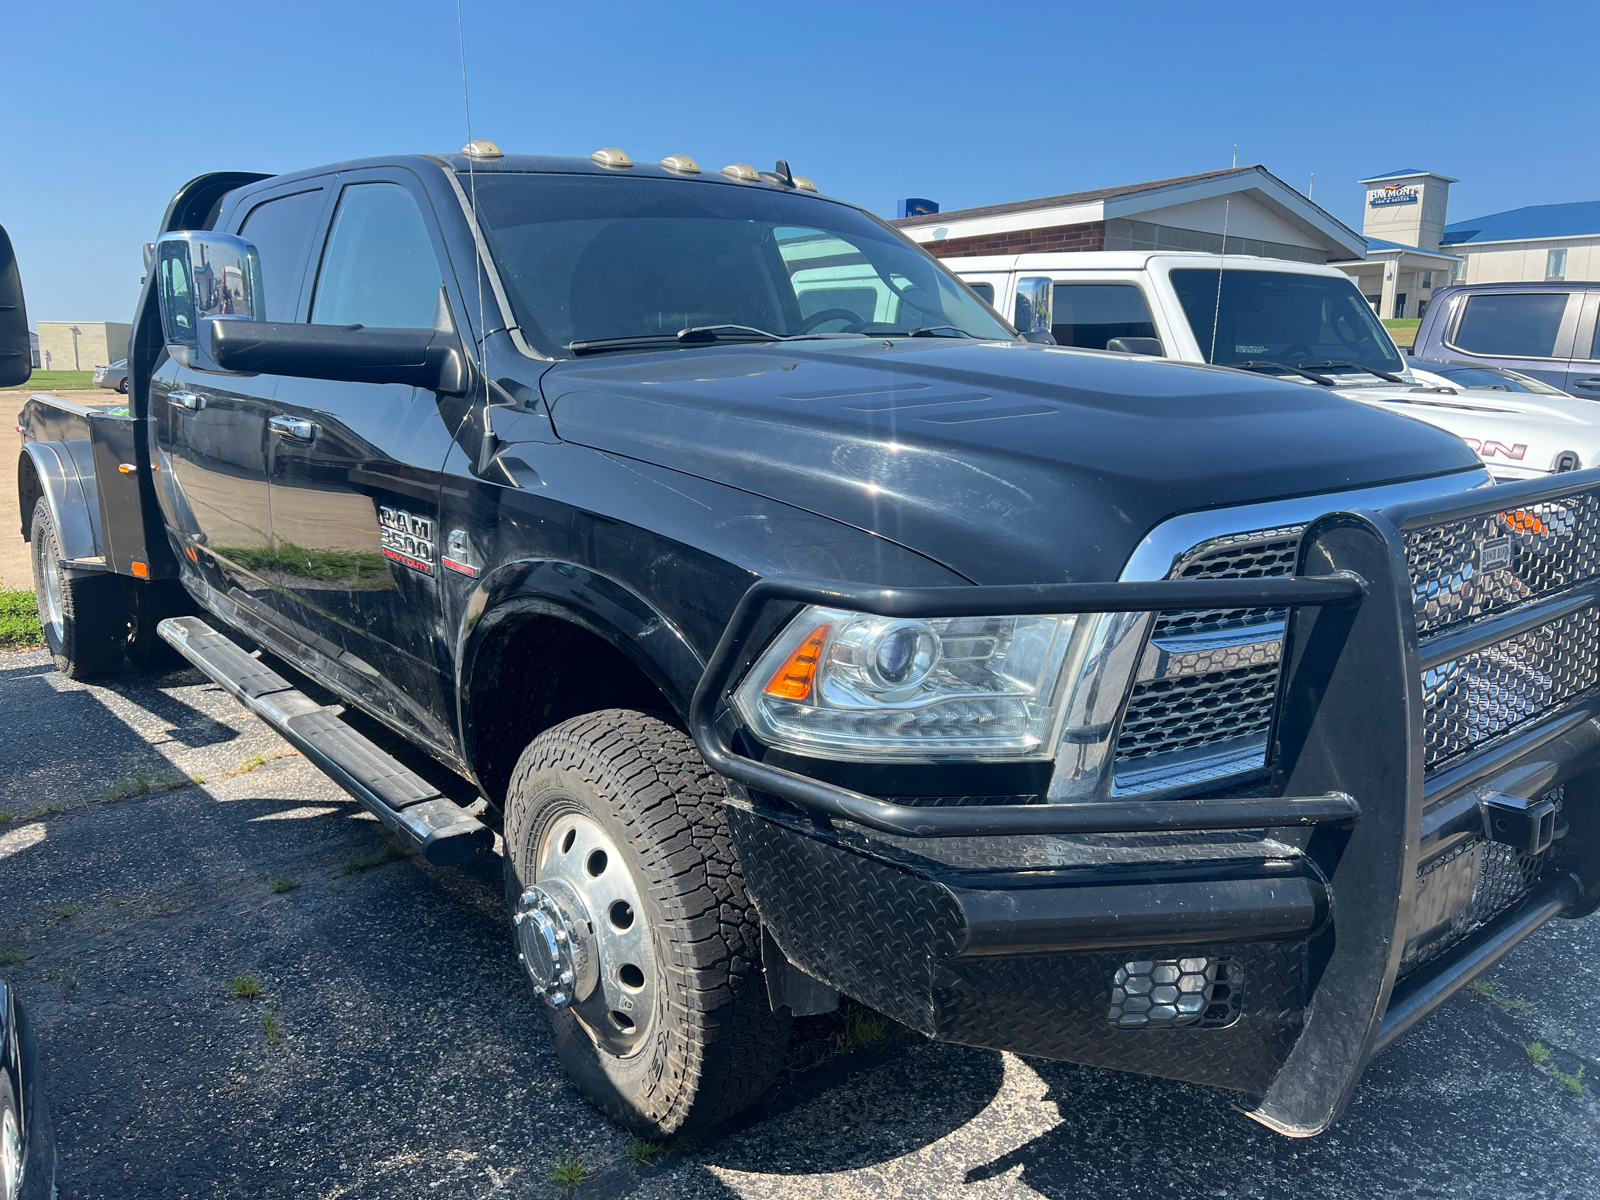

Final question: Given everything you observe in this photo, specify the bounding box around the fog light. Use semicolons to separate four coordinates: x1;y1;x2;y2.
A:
1108;956;1242;1029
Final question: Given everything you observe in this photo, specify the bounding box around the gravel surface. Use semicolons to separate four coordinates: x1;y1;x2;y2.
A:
3;645;1600;1198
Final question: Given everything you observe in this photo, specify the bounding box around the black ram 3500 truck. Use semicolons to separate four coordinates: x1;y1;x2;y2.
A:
15;148;1600;1139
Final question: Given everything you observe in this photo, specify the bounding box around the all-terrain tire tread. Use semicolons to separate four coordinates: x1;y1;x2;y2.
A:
503;709;789;1134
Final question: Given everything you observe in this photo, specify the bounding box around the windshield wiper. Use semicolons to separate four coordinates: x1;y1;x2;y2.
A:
569;325;787;356
1235;360;1335;386
1296;359;1406;384
906;325;980;338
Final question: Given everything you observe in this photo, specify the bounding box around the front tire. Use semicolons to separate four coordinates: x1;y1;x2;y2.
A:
29;497;128;679
503;710;791;1136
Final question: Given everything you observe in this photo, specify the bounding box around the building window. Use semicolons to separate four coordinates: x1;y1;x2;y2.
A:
1421;271;1433;288
1451;259;1467;283
1102;218;1328;264
1547;248;1568;280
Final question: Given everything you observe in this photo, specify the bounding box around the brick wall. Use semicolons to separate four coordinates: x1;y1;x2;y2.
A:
915;221;1106;259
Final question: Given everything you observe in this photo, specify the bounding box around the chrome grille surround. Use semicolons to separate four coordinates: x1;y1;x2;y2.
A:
1102;469;1493;800
1113;526;1304;786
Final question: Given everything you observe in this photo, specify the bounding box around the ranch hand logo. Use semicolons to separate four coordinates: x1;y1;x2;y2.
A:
1480;536;1512;573
379;506;435;575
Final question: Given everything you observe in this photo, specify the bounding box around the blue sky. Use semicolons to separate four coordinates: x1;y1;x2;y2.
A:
4;0;1593;329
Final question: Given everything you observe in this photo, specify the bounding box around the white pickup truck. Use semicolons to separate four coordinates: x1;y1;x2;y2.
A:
944;252;1598;481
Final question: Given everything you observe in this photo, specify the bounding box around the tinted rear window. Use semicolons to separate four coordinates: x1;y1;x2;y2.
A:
1451;293;1568;359
1051;284;1156;350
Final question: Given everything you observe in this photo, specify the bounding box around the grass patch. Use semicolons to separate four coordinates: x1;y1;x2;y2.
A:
268;874;302;894
549;1153;591;1194
0;370;95;393
103;763;194;802
1466;976;1533;1013
1527;1041;1552;1066
230;971;264;1000
1383;317;1421;348
261;1010;282;1044
0;590;43;651
0;811;12;823
1551;1062;1587;1096
0;948;26;965
834;1004;891;1053
51;904;76;920
625;1136;667;1167
339;843;406;875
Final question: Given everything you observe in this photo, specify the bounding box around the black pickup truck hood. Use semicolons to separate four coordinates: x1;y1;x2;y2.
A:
542;339;1481;584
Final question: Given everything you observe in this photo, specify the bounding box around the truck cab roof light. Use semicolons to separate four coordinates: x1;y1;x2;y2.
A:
721;162;759;183
462;139;503;159
793;176;818;193
659;154;700;175
591;148;633;169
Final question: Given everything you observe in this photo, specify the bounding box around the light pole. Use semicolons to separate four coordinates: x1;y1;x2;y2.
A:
68;324;82;371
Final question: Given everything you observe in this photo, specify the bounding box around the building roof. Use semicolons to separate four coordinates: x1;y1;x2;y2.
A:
1359;167;1460;184
1442;200;1600;246
891;166;1264;228
1361;237;1461;260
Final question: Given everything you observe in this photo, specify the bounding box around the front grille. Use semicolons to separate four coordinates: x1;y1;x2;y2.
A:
1115;661;1281;763
1114;526;1303;785
1421;608;1600;769
1406;495;1600;637
1115;487;1600;792
1407;493;1600;771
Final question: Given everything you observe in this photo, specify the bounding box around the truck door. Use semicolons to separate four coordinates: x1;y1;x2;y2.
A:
1438;288;1579;388
1565;292;1600;401
266;171;462;747
151;182;328;608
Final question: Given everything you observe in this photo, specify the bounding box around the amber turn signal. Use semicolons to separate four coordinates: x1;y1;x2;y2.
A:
762;624;830;701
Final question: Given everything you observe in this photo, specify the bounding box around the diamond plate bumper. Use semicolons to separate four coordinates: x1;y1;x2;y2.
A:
692;468;1600;1136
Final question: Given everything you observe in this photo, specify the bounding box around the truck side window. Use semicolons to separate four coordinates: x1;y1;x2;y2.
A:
237;188;325;322
968;282;995;304
1051;284;1156;350
310;183;441;329
1451;293;1568;359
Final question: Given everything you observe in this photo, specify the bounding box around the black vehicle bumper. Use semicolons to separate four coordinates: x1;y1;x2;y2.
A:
693;468;1600;1136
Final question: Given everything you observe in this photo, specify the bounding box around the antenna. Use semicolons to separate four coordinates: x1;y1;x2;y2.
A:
1232;144;1237;169
1207;198;1231;365
1309;173;1315;200
456;0;489;410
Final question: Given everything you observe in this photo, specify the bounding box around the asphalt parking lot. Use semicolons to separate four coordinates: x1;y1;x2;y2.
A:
4;645;1600;1199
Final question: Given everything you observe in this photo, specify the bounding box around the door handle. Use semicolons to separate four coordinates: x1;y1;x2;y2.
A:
1572;378;1600;390
269;415;319;441
170;391;206;411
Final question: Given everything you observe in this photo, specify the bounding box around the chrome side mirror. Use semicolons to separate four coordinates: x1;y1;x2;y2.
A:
1014;276;1053;337
155;231;264;372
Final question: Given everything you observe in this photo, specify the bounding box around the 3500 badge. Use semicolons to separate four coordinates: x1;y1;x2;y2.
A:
379;507;434;575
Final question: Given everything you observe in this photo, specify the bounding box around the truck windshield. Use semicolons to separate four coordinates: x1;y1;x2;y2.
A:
464;173;1011;357
1169;268;1403;377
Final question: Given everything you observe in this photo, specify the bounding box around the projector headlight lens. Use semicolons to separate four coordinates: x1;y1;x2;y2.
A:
732;606;1097;761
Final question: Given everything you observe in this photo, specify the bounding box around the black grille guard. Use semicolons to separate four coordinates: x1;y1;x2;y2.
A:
689;466;1600;1137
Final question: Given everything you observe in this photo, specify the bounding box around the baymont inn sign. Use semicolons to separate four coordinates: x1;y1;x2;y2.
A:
1369;183;1420;207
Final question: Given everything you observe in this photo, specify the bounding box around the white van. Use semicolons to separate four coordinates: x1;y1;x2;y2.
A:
946;251;1599;480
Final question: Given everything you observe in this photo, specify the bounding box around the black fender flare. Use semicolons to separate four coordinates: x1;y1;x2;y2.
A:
453;558;712;774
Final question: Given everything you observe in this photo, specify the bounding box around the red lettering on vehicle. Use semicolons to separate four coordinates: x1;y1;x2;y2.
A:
1478;440;1528;461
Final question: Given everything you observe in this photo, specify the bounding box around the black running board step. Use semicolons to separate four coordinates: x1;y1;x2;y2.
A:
157;616;491;865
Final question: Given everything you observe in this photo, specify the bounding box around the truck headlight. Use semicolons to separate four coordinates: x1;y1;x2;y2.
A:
731;606;1104;761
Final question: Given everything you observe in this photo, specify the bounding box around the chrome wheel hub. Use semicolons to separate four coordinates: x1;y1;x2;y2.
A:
38;542;64;645
0;1103;21;1200
535;811;657;1056
513;878;597;1008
